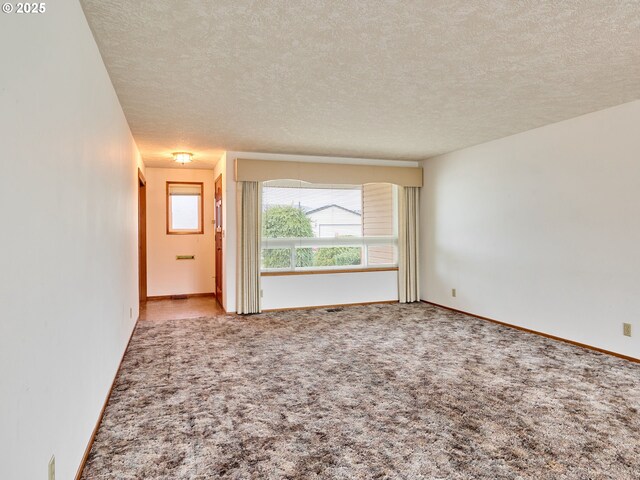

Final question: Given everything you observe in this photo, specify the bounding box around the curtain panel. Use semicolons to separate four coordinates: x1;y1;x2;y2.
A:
236;181;262;314
398;186;420;303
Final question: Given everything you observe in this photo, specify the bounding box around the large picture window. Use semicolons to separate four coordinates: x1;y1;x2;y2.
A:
261;180;397;272
166;182;204;234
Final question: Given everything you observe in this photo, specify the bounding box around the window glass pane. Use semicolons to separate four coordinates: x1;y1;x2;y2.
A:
262;181;362;239
362;184;395;237
367;245;397;266
313;247;362;267
295;247;315;268
261;180;396;271
171;195;199;230
262;248;291;269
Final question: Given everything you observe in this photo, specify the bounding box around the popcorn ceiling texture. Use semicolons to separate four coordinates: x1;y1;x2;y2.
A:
80;1;640;167
80;303;640;479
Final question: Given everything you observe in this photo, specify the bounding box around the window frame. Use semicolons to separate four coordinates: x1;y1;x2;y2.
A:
166;181;204;235
260;181;398;274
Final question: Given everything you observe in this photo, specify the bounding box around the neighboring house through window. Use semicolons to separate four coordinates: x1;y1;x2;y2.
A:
305;204;362;237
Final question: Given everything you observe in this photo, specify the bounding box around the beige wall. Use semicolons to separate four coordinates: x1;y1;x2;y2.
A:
0;2;143;479
420;100;640;360
146;168;215;297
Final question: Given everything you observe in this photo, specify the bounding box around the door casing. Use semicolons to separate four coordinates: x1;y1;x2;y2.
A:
214;174;223;304
138;168;147;302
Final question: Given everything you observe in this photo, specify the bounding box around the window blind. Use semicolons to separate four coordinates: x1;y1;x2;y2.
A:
168;184;202;196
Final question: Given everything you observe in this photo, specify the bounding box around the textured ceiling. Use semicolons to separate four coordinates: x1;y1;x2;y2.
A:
81;0;640;168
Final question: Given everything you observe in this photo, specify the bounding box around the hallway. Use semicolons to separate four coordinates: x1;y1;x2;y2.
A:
140;296;225;322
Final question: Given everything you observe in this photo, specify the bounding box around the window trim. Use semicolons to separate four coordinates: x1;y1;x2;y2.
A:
261;181;398;273
166;181;204;235
261;267;398;277
261;236;398;273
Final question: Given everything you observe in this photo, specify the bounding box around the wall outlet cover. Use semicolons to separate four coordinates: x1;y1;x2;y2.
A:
623;323;632;337
452;288;457;297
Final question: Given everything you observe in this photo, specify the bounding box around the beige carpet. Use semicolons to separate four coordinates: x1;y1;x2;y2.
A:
81;303;640;479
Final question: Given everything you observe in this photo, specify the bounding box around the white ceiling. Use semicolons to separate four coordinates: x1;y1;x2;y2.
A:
81;1;640;169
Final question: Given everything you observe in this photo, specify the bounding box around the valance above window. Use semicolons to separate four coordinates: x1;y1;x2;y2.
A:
235;159;423;187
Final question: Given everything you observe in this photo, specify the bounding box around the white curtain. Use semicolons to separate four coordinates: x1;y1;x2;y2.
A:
236;181;262;314
398;186;420;303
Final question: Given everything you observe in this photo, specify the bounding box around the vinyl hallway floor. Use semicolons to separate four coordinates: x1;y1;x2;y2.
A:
139;295;225;322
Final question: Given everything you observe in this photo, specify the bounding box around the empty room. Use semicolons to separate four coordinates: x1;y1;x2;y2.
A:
1;1;639;479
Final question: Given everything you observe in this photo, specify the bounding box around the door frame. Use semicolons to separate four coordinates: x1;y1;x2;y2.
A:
138;168;147;303
214;174;223;305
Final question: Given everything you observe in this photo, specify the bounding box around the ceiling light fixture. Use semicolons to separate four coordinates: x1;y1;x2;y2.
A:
172;152;193;164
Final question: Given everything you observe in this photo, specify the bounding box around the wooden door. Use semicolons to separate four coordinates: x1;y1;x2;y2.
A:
214;174;223;302
138;169;147;302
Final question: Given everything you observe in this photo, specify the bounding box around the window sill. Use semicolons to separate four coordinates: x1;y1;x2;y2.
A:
261;267;398;277
166;230;204;235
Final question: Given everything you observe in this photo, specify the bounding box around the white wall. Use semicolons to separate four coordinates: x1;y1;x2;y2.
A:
146;168;215;297
0;3;143;479
262;271;398;310
222;151;418;312
420;100;640;359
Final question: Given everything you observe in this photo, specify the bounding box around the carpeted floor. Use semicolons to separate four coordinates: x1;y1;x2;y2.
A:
81;303;640;479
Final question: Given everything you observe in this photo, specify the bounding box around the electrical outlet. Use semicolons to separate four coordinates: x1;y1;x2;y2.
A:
452;288;457;298
48;455;55;480
623;323;632;337
260;289;263;298
129;307;133;319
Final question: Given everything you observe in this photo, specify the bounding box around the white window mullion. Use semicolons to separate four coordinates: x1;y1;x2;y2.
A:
290;247;297;270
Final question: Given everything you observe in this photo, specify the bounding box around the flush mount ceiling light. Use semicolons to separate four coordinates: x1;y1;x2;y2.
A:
172;152;193;165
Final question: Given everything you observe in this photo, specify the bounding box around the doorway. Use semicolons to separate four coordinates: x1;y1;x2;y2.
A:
214;174;223;303
138;168;147;302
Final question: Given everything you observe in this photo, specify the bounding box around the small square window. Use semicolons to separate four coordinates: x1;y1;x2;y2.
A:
167;182;203;234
